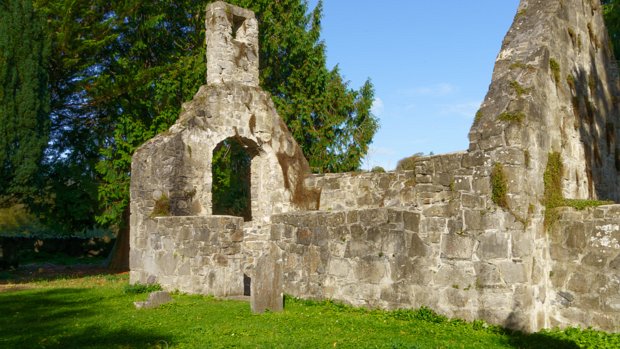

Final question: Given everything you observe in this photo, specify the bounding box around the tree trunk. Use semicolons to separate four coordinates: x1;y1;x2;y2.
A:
107;206;130;271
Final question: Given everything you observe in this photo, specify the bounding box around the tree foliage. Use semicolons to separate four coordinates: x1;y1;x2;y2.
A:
88;0;378;228
212;139;253;221
10;0;378;237
0;0;50;208
603;0;620;59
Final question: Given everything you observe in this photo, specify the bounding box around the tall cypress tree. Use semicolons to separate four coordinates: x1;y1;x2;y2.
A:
0;0;50;207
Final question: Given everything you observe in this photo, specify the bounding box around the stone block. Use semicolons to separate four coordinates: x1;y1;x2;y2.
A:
387;209;403;225
610;255;620;270
434;262;475;288
463;210;484;231
295;227;312;245
441;234;475;260
381;231;407;256
134;291;173;309
498;260;528;284
251;244;284;313
403;211;420;232
477;232;510;259
409;233;432;258
327;258;351;278
453;176;472;192
564;223;587;249
567;273;590;293
581;253;607;267
358;209;388;226
355;256;387;284
344;240;374;258
475;263;504;288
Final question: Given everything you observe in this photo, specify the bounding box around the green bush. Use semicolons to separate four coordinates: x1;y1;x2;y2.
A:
371;166;386;173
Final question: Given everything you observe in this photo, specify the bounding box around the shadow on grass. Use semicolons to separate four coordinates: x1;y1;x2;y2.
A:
0;287;172;348
0;263;116;285
505;331;580;349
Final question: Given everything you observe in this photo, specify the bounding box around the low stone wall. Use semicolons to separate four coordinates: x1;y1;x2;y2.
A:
305;171;415;211
270;205;620;332
271;208;537;329
129;216;245;296
548;205;620;331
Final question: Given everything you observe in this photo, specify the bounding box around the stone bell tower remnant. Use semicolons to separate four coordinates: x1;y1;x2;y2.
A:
205;1;259;86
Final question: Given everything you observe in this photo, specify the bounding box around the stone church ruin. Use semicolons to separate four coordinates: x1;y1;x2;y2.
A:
130;0;620;331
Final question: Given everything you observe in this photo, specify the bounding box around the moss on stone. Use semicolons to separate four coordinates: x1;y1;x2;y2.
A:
549;59;561;85
543;152;613;228
510;81;531;97
497;111;525;124
491;163;509;209
524;150;530;168
151;194;171;218
475;109;483;123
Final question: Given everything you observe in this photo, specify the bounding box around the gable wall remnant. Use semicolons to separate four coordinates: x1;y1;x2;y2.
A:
130;0;619;332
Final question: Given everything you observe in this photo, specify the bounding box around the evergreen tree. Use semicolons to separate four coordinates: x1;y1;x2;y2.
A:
30;0;114;233
94;0;378;228
27;0;378;266
603;0;620;59
0;0;50;207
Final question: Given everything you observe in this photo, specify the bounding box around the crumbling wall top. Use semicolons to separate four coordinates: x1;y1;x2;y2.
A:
206;1;259;86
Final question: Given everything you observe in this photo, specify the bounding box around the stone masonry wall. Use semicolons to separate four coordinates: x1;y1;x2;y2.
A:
272;207;537;328
548;205;620;331
273;204;620;332
130;0;620;333
130;216;246;297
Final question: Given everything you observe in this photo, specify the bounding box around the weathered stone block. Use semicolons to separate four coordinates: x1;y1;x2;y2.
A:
441;234;475;260
564;223;587;249
498;260;528;284
251;244;283;313
403;211;420;232
409;233;432;257
355;256;387;284
475;263;505;289
477;232;510;259
134;291;173;309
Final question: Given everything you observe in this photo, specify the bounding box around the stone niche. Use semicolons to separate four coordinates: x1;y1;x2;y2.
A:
129;1;317;296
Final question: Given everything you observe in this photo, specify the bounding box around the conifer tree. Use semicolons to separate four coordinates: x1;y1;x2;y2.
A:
0;0;50;207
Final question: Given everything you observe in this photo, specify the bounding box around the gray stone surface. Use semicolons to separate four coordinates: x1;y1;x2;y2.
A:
251;243;284;313
134;291;173;309
130;0;620;333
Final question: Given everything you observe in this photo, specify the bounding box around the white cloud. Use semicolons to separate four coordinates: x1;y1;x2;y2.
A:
440;101;481;118
371;97;384;116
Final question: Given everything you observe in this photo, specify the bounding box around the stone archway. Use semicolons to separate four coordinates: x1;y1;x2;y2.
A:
211;137;257;221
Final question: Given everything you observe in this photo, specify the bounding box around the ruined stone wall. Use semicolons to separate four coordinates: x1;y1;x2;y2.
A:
469;0;620;205
273;203;620;332
130;216;245;296
129;0;620;333
548;205;620;331
273;207;537;329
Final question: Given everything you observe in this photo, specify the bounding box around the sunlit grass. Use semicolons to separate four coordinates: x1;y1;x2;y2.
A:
0;274;618;348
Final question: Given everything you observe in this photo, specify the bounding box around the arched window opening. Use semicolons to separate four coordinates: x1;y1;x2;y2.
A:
212;137;255;221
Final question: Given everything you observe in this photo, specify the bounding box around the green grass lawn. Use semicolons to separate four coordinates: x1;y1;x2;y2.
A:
0;273;618;348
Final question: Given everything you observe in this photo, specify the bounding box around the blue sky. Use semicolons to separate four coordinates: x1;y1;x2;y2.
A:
307;0;520;170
